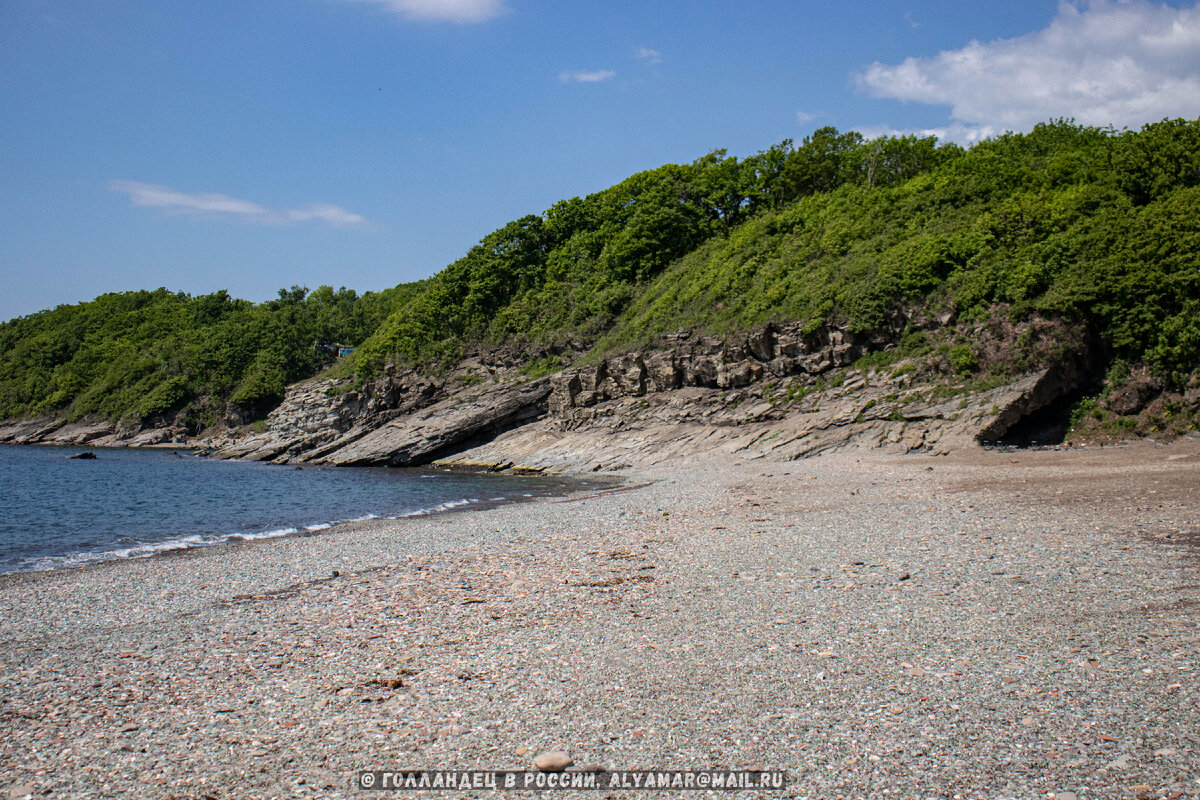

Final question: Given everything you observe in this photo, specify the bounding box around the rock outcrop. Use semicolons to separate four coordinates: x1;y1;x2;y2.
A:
0;415;189;448
2;320;1104;472
547;323;860;418
322;378;552;466
975;357;1094;443
201;368;553;468
198;321;1097;471
436;364;1060;474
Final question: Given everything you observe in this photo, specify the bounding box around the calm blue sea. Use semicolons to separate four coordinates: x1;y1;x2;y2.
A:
0;444;593;574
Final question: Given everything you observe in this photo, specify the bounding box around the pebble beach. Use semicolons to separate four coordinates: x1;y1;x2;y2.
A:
2;441;1198;799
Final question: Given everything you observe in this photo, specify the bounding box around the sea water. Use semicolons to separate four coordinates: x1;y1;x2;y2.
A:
0;444;594;574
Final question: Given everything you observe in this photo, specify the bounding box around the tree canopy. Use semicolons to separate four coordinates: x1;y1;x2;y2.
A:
0;283;421;426
2;118;1198;427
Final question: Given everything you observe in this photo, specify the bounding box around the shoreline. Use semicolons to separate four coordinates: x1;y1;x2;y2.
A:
0;465;644;635
0;445;618;579
0;485;624;586
2;441;1198;798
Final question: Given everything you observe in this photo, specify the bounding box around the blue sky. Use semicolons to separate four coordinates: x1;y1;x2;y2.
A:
2;0;1199;321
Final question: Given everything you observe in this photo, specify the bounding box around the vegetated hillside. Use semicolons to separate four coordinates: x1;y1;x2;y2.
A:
2;118;1198;437
354;118;1200;436
608;122;1200;381
0;283;423;429
353;127;962;370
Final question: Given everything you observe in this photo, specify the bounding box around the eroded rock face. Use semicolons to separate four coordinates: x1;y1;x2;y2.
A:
431;320;1107;472
323;378;552;467
202;323;871;467
1104;369;1161;416
1;318;1108;471
204;366;555;468
974;358;1095;444
0;415;188;448
549;323;862;417
0;417;70;444
206;369;444;463
435;363;1067;474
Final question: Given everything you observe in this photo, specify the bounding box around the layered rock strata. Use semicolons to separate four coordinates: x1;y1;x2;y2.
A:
0;322;1095;472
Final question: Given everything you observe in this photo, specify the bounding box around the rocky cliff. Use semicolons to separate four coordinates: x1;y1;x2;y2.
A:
0;319;1108;472
145;320;1091;472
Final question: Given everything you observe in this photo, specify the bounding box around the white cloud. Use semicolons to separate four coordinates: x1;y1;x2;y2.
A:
855;122;1001;145
636;46;663;64
795;109;821;123
856;0;1200;141
109;181;367;229
346;0;507;23
559;69;616;83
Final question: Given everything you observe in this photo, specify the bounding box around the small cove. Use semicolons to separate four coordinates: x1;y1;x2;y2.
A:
0;444;605;574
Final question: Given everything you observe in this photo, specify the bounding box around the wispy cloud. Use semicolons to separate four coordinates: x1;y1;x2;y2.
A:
283;204;369;227
345;0;508;23
559;69;616;83
635;46;663;64
795;109;821;123
109;181;368;229
856;0;1200;143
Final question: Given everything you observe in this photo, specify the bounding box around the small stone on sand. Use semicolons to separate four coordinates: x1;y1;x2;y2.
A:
533;750;573;772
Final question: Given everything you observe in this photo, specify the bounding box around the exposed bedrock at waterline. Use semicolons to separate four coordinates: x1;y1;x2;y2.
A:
0;322;1097;471
184;322;1095;472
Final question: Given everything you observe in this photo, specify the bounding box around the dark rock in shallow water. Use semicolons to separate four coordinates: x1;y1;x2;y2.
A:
69;452;97;459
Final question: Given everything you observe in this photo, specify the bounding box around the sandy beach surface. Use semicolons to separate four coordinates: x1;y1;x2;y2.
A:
1;440;1198;799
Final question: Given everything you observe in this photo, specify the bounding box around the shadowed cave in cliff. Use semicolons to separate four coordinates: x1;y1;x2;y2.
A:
982;386;1095;447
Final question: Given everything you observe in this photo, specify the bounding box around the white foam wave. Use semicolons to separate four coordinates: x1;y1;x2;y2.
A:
227;527;297;542
399;497;476;517
12;533;228;572
5;495;499;575
5;526;307;573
